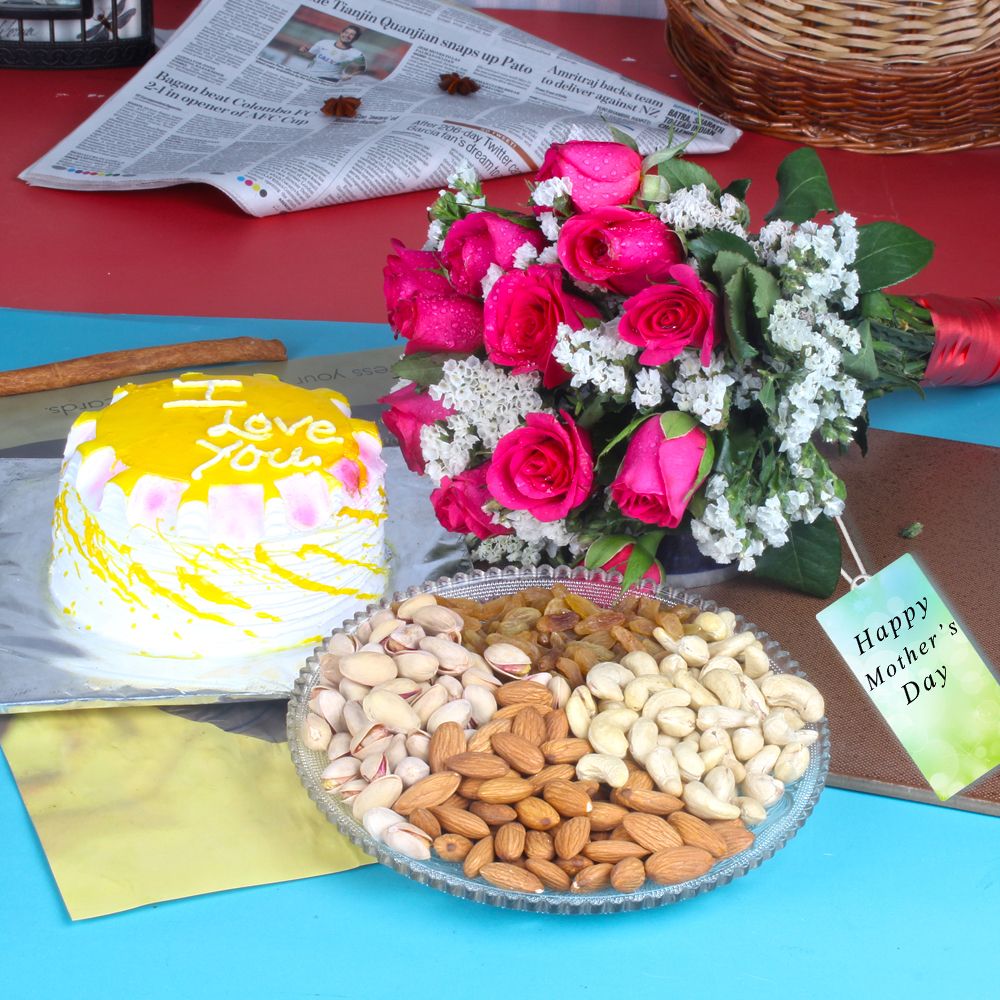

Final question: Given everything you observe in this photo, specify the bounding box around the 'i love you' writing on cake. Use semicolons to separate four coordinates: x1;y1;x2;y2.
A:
49;373;390;658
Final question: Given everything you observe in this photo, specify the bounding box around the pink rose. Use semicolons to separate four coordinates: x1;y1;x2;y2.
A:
609;413;714;528
487;411;594;522
618;265;720;366
484;264;601;389
535;141;642;212
430;465;511;540
441;213;545;297
384;239;484;354
378;382;455;474
557;207;684;296
598;542;664;584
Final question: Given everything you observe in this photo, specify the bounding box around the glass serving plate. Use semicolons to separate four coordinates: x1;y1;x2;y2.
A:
287;564;830;914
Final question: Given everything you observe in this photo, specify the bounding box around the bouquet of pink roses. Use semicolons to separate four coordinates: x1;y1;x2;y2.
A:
379;138;1000;596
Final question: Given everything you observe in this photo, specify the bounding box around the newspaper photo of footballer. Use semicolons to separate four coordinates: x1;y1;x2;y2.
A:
261;7;411;84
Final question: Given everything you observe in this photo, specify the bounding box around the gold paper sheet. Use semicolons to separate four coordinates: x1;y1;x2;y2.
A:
0;705;372;920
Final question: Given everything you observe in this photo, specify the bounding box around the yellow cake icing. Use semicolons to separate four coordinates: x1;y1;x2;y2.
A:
49;373;389;656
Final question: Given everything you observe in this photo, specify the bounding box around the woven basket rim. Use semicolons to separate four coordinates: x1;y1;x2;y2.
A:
672;0;1000;66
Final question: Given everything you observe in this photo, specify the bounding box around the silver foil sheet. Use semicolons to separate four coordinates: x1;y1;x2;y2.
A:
0;449;469;712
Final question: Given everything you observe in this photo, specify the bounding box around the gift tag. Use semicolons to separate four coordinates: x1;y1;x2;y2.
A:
817;552;1000;800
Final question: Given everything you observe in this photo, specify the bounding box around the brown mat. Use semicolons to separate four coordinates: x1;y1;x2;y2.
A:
705;428;1000;816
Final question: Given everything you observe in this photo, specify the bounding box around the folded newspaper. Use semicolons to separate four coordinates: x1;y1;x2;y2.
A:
18;0;740;218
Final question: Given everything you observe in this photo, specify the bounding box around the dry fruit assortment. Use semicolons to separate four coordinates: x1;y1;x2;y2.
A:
300;584;824;896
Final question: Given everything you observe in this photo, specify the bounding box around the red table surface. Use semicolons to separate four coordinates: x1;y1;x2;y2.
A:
1;1;997;323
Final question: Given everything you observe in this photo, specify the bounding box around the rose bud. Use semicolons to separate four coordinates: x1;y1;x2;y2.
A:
430;464;512;540
378;382;455;474
441;212;545;297
534;140;642;213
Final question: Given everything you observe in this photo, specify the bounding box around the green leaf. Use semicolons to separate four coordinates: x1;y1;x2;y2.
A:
765;148;836;223
687;231;757;269
608;125;640;152
720;265;759;364
657;158;721;196
746;264;779;319
598;413;651;459
712;250;749;287
687;433;716;503
660;411;698;440
753;516;842;597
584;534;632;570
841;319;879;381
722;178;750;201
577;396;608;430
758;375;776;414
621;531;666;591
391;352;467;387
854;222;935;293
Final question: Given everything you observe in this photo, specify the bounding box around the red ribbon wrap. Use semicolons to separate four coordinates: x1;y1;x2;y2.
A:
916;294;1000;387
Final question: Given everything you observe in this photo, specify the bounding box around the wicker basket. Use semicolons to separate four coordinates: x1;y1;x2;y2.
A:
665;0;1000;153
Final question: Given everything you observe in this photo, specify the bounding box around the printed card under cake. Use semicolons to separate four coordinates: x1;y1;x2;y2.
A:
817;553;1000;800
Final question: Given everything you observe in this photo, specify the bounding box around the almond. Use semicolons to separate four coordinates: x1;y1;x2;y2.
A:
428;722;467;773
621;812;684;853
554;815;591;859
458;777;487;799
431;804;491;840
494;822;527;861
622;768;655;791
555;855;593;877
433;834;473;862
644;846;715;885
462;835;495;878
527;763;576;791
668;812;728;858
476;776;535;804
582;839;648;863
710;821;755;858
393;771;461;814
542;779;592;818
467;717;511;752
588;801;629;832
613;787;684;816
480;862;545;895
492;732;546;775
540;737;591;764
610;857;646;893
408;807;442;839
572;862;613;893
573;779;600;799
511;706;548;746
525;857;572;891
495;680;554;708
514;795;562;831
524;829;556;860
543;708;570;742
446;752;510;779
469;801;518;826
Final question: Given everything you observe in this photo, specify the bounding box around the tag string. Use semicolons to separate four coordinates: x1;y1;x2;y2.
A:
835;515;871;590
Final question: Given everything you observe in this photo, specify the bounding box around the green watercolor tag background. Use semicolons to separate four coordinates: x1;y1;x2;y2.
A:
817;553;1000;800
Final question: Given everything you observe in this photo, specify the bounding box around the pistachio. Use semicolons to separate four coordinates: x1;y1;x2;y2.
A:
362;690;422;734
326;731;352;761
362;806;406;842
351;774;404;820
340;650;398;687
349;721;394;760
394;756;431;787
343;700;370;737
483;642;532;678
412;604;464;638
382;821;433;859
369;617;405;645
360;753;391;782
548;674;572;710
396;593;438;621
419;635;471;673
382;622;426;653
426;698;472;733
465;684;498;726
339;678;371;703
393;650;440;683
311;687;346;730
320;756;360;791
302;712;333;751
405;731;431;761
412;684;449;727
386;733;408;770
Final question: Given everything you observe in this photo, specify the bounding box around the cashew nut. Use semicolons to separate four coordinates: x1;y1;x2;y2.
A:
644;745;683;796
704;764;737;804
655;706;697;738
760;674;825;723
774;743;811;783
576;752;629;788
742;772;785;808
700;668;743;709
683;780;741;820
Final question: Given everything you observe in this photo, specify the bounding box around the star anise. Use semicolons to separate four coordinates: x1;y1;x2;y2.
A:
321;96;362;118
439;73;480;96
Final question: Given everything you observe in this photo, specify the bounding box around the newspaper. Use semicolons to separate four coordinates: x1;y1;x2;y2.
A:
18;0;740;218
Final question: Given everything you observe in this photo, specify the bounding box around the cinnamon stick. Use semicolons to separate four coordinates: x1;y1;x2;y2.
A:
0;337;288;398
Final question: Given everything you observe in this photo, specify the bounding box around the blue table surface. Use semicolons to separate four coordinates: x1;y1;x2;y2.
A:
1;309;998;1000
